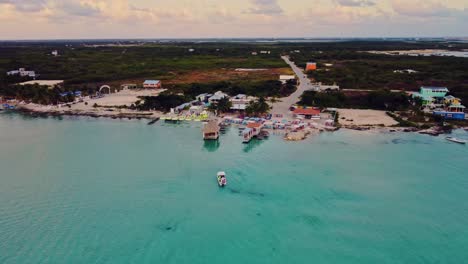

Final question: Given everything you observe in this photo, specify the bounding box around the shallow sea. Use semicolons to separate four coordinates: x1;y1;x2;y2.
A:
1;113;467;264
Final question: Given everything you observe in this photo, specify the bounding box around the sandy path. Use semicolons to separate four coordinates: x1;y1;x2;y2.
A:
271;56;313;119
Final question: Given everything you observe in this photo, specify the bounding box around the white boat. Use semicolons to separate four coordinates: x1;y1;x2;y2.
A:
217;171;227;187
446;137;467;144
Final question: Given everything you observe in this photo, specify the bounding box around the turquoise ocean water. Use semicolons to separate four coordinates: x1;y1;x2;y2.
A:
1;113;468;264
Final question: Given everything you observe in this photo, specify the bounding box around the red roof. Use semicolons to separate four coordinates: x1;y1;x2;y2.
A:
247;122;263;128
293;108;320;116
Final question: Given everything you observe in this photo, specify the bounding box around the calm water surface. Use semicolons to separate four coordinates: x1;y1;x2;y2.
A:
1;113;468;264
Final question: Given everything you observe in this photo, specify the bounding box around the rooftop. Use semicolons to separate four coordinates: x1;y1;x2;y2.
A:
203;120;220;133
143;80;160;85
293;108;321;116
421;86;449;92
247;122;263;128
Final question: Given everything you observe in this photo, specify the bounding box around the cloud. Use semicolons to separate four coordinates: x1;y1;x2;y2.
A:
245;0;283;15
57;1;102;17
0;0;46;12
336;0;376;7
390;0;461;17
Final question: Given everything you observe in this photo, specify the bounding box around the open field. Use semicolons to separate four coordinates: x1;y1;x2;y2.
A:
0;44;287;87
103;68;293;88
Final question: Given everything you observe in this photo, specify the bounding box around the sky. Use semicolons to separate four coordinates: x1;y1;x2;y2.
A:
0;0;467;40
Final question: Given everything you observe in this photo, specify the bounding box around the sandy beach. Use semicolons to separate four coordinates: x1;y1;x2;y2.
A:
337;109;398;127
19;89;165;119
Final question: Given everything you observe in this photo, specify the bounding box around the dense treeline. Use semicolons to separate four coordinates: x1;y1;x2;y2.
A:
0;83;74;105
0;44;285;85
299;90;413;111
2;40;468;106
136;93;188;112
289;50;468;103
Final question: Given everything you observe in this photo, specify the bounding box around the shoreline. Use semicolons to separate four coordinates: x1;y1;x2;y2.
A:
6;106;463;138
16;106;160;120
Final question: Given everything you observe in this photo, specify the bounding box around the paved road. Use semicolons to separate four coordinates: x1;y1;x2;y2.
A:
271;56;313;118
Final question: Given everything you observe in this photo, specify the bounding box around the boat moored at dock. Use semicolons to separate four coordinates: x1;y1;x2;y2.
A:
241;122;264;143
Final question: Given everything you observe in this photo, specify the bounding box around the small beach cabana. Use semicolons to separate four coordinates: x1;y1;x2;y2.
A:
203;120;220;140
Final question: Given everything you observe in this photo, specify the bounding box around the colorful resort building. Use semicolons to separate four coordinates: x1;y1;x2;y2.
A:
433;105;466;120
143;80;161;89
242;122;264;143
412;86;449;106
412;87;466;120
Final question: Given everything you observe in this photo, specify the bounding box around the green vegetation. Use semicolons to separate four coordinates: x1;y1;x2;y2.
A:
136;93;188;112
245;97;270;116
289;49;468;103
0;83;74;105
299;90;413;111
209;97;232;114
0;44;285;86
1;40;468;108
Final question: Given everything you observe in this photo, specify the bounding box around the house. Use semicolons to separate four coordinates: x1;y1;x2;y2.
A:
196;93;213;103
293;108;321;119
433;105;466;120
279;75;296;84
143;80;161;89
444;95;461;106
203;120;220;140
305;62;317;71
18;80;63;88
121;84;137;90
251;52;258;56
208;91;229;104
188;48;195;52
51;50;59;56
230;94;255;111
310;82;340;91
412;86;449;106
260;50;271;54
242;122;264;143
7;68;37;78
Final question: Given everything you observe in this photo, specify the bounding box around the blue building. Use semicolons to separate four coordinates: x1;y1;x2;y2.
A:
433;104;466;120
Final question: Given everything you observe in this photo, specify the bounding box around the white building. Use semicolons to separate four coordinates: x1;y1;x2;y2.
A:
208;91;229;104
310;82;340;91
230;94;256;111
51;50;59;56
251;52;258;56
279;75;296;84
260;50;271;54
7;68;37;78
